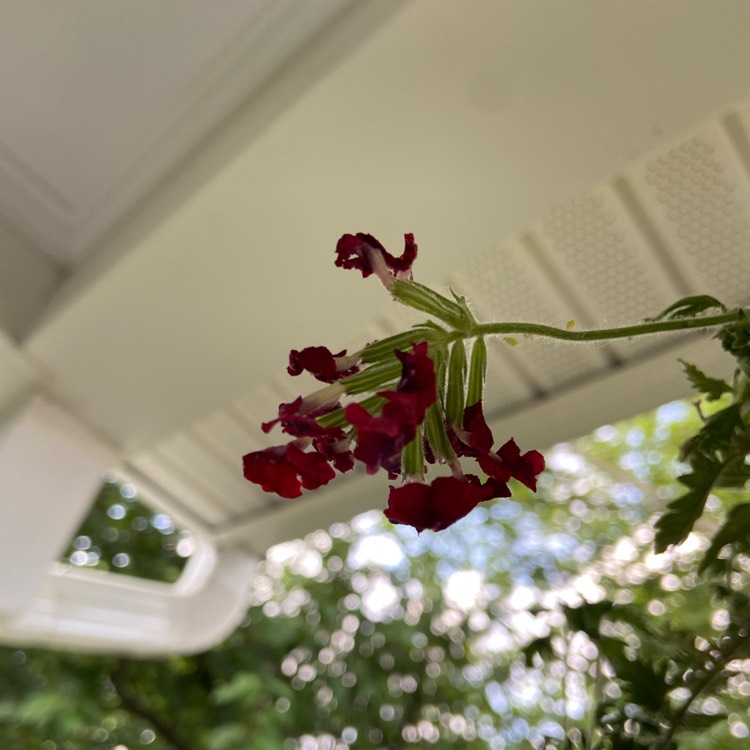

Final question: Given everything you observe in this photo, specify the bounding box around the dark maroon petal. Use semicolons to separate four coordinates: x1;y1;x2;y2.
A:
461;402;494;453
262;397;304;433
287;346;358;383
480;475;512;501
285;444;336;490
243;441;338;499
495;439;546;491
385;475;489;533
382;233;417;276
377;342;436;427
394;343;436;408
429;476;490;531
384;482;432;531
476;453;512;483
345;402;415;474
334;232;417;280
263;396;344;439
340;344;435;475
329;450;355;474
314;438;355;474
334;233;386;277
242;446;303;499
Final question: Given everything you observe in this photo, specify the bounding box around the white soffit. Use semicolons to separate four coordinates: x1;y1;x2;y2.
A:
0;0;394;264
25;0;750;454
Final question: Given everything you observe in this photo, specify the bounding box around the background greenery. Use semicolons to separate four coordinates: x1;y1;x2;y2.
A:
0;397;748;749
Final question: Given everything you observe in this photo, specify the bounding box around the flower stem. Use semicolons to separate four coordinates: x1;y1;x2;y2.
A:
469;310;741;344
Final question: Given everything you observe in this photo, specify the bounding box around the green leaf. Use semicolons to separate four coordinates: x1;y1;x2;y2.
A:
521;635;554;663
563;600;613;639
212;672;263;705
717;310;750;379
679;360;733;401
654;455;723;552
646;294;726;322
699;502;750;573
679;404;743;463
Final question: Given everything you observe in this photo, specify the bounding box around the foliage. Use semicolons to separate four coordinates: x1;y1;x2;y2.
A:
61;479;191;583
655;311;750;556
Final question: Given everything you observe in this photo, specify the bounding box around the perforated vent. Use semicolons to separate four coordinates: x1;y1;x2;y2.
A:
537;188;682;357
458;241;607;392
631;124;750;306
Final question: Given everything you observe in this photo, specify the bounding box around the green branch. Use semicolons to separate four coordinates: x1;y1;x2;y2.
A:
472;311;739;344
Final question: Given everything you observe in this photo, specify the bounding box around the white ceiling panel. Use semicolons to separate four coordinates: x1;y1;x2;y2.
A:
0;0;384;262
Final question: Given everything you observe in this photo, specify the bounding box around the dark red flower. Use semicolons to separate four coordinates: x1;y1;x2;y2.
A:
262;395;342;438
385;475;491;532
387;342;437;416
496;438;545;491
287;346;360;383
452;403;545;491
458;401;494;453
345;401;417;474
335;233;417;288
345;343;437;473
313;438;355;474
243;442;336;499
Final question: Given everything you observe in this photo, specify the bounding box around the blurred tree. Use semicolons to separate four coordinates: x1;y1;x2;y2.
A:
0;398;747;749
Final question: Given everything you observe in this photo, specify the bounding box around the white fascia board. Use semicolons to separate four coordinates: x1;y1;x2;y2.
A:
0;393;257;654
0;394;116;615
0;543;257;656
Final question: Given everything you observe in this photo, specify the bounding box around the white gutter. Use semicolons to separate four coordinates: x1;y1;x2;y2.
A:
0;393;256;655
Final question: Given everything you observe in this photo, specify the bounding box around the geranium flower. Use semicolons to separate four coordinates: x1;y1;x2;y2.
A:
242;441;336;499
287;346;361;383
346;343;436;473
453;402;545;491
261;383;347;437
385;475;491;532
262;396;341;438
335;233;417;290
491;438;545;492
386;342;437;416
345;401;416;474
258;392;356;479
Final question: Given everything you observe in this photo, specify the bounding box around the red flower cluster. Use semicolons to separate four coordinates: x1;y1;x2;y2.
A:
243;343;435;496
383;401;545;533
346;343;436;473
242;231;545;533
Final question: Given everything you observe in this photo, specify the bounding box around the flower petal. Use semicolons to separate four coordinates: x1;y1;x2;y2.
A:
496;438;546;491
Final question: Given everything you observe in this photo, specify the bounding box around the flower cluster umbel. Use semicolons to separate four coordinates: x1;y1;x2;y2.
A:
242;233;544;532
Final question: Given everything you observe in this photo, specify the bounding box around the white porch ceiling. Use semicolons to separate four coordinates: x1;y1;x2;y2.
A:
2;0;750;653
0;0;370;264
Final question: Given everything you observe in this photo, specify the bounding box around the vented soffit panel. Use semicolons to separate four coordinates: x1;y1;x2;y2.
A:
123;104;750;555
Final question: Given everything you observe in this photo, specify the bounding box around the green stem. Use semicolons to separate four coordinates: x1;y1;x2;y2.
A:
472;311;739;344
